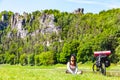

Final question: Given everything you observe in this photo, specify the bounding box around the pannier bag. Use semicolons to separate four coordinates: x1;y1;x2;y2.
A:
105;59;110;67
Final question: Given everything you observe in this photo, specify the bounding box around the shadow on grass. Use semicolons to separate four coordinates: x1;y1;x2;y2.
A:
106;71;120;77
82;69;120;77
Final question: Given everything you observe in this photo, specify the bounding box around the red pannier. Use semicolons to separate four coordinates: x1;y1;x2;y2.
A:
94;51;111;57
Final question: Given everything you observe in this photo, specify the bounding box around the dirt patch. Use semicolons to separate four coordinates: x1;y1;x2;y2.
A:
82;69;120;77
107;71;120;77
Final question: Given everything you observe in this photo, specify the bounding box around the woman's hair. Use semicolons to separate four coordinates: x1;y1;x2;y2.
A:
70;54;76;66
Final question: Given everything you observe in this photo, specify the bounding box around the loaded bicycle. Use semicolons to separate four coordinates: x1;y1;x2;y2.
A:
92;51;111;75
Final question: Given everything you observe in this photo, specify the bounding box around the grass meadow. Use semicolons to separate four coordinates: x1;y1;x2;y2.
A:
0;63;120;80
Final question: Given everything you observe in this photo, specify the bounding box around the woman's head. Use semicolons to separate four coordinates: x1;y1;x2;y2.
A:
70;54;76;66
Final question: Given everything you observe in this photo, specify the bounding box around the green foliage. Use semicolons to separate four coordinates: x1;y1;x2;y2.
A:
20;53;28;66
0;11;13;24
1;8;120;65
115;45;120;62
39;51;54;65
4;52;10;64
8;54;15;65
32;10;41;17
28;53;35;66
59;40;79;63
59;43;71;63
34;54;40;66
0;54;4;64
77;43;93;63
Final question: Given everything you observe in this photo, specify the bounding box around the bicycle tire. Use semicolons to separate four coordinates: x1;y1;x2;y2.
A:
100;63;106;75
92;63;98;72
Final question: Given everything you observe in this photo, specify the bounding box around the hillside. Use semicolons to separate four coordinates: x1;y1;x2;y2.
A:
0;8;120;65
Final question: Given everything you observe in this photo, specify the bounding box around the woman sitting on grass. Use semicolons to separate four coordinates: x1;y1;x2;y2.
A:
66;54;82;74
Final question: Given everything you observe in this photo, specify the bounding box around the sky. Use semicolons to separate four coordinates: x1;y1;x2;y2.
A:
0;0;120;14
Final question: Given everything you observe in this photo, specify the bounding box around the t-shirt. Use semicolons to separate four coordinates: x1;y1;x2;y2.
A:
67;62;78;74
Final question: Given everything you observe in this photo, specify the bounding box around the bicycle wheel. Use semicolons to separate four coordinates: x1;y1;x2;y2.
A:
100;63;106;75
92;63;99;72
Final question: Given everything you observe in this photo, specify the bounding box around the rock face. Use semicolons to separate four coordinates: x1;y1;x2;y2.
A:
30;13;61;37
0;11;64;47
10;13;28;38
40;14;61;34
0;12;61;39
74;8;84;14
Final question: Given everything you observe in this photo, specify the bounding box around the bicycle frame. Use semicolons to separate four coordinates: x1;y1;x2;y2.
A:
93;51;111;75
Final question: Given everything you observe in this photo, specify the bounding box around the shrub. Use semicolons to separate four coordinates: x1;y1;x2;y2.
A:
114;45;120;63
8;54;15;65
20;53;28;66
34;55;40;66
39;51;54;65
28;54;35;66
4;52;10;64
77;44;93;63
59;52;67;63
0;54;4;64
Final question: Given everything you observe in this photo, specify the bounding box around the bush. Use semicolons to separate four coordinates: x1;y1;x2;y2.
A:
34;55;40;66
115;45;120;63
77;44;93;63
39;51;54;65
8;54;15;65
59;52;67;63
28;54;35;66
59;43;71;63
20;53;28;66
4;52;10;64
0;54;4;64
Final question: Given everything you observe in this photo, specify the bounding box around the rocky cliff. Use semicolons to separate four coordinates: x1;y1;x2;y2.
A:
9;13;28;38
0;12;61;39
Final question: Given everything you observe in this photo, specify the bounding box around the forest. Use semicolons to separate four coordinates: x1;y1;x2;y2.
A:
0;8;120;66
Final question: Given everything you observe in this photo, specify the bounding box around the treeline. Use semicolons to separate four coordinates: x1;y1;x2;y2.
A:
0;9;120;65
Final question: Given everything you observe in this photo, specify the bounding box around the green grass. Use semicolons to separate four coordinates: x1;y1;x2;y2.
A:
0;64;120;80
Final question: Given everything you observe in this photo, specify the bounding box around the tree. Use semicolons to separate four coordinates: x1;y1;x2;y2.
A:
20;53;28;66
39;51;54;65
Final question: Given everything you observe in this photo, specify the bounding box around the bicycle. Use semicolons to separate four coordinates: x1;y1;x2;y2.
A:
92;51;111;75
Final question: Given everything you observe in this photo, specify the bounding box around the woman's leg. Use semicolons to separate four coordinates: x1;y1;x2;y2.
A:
66;70;72;74
77;70;83;74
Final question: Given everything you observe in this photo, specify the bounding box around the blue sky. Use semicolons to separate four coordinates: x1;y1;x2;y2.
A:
0;0;120;14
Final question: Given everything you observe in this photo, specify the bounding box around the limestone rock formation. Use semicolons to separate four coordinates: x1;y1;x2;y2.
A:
10;13;28;38
74;8;84;14
40;14;61;34
1;11;61;40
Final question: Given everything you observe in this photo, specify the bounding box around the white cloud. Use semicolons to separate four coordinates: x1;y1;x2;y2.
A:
67;0;120;8
107;5;120;8
67;0;99;4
